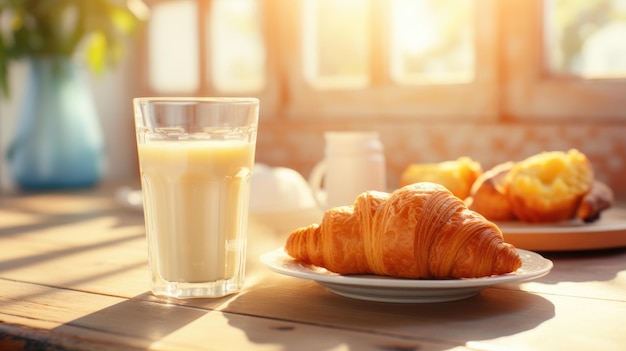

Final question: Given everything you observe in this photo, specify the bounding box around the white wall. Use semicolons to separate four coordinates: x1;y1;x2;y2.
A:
0;57;138;192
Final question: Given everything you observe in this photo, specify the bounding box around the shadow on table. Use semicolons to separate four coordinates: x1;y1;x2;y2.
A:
49;292;231;350
223;278;556;351
537;247;626;284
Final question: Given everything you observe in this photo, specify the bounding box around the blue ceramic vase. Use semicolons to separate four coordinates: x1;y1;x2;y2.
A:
7;57;105;190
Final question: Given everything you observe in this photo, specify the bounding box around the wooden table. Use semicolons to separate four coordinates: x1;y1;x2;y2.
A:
1;185;625;351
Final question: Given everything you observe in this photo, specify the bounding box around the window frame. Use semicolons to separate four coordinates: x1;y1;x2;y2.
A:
137;0;626;123
502;0;626;121
137;0;282;120
279;0;500;121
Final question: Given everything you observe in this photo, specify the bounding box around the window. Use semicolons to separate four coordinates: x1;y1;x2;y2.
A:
140;0;278;112
281;0;498;120
301;0;370;89
503;0;626;120
147;0;200;93
138;0;626;121
388;0;475;85
209;0;266;92
545;0;626;78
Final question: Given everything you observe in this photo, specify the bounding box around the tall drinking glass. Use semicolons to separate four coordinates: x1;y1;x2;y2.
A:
133;97;259;299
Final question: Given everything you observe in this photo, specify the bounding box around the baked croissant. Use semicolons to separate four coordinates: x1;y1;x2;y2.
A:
577;181;614;222
466;161;516;221
285;182;522;279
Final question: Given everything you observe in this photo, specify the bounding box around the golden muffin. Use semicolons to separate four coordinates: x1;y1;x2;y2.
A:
400;157;482;199
505;149;593;223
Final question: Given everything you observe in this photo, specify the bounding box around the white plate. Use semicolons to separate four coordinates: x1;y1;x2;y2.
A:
497;208;626;252
260;248;552;303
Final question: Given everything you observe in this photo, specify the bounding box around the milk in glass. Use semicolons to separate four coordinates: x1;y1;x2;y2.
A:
138;140;255;285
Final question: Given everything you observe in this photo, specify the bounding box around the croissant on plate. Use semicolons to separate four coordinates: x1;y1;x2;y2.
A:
285;182;522;279
466;161;516;221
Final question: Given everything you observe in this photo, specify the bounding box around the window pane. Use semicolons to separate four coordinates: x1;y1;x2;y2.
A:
390;0;475;85
545;0;626;78
209;0;266;92
148;1;199;93
303;0;370;88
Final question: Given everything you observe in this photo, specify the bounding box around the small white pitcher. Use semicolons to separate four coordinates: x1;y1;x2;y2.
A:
309;131;387;210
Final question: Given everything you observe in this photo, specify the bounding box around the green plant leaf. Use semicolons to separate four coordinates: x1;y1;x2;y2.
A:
0;0;148;98
85;31;107;75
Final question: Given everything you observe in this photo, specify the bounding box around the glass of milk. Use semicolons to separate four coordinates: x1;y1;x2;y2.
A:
133;97;259;299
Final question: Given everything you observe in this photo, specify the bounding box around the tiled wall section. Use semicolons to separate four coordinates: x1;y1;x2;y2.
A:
255;120;626;199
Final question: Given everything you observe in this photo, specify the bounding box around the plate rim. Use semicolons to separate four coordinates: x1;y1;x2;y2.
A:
495;209;626;251
496;221;626;234
495;208;626;234
260;247;553;290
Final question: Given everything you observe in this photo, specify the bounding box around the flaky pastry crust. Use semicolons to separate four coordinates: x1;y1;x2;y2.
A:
286;183;521;279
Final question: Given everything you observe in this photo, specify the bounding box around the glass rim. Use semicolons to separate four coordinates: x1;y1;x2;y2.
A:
133;97;259;104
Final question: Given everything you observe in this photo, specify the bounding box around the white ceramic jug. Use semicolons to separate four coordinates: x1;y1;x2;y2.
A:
309;131;386;210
